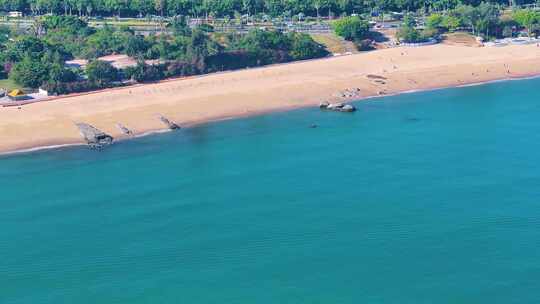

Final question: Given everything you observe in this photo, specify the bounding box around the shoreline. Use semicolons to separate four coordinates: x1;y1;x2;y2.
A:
1;44;540;156
2;74;537;157
0;104;306;156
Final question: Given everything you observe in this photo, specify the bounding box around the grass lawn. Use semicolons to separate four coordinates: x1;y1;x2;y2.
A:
0;79;22;92
311;33;356;54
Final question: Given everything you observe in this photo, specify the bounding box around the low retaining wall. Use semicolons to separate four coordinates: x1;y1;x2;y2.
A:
399;38;438;47
484;38;540;47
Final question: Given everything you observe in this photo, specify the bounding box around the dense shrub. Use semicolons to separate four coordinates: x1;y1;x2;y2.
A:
85;60;120;85
9;56;50;87
513;9;540;37
397;15;436;43
125;61;165;82
332;16;370;41
288;32;329;60
1;16;329;91
165;61;201;77
42;80;106;95
355;39;374;51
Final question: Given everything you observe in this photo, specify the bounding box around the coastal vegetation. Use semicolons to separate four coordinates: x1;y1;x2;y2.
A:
398;3;540;43
331;15;374;49
0;1;539;19
1;1;540;95
0;15;328;94
332;16;369;41
513;8;540;37
397;15;433;43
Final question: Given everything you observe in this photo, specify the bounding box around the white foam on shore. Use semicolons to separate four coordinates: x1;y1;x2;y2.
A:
0;129;176;157
457;74;540;87
361;73;540;102
128;128;172;139
0;143;85;157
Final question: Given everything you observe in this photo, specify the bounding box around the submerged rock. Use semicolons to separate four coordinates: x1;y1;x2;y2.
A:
319;101;330;109
327;103;344;110
339;104;356;112
319;102;356;113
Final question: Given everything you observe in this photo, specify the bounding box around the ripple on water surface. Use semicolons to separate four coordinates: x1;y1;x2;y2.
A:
2;78;540;304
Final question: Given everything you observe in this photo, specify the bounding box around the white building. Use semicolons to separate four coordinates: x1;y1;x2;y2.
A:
8;11;22;18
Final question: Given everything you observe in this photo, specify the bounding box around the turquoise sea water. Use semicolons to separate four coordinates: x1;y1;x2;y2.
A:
2;78;540;303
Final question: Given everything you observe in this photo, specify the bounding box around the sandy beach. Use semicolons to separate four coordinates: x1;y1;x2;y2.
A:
1;43;540;154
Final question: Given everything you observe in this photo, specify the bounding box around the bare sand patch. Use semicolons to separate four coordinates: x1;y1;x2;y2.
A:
1;44;540;153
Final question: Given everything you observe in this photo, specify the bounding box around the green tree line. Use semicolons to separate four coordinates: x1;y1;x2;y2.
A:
1;0;539;18
0;15;328;93
396;3;540;43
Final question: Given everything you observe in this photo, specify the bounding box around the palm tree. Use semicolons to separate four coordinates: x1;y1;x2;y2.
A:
30;19;45;38
155;0;166;18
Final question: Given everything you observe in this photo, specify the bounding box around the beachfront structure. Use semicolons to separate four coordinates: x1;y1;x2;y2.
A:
65;55;137;70
8;11;22;18
38;88;49;96
65;55;164;70
7;89;27;101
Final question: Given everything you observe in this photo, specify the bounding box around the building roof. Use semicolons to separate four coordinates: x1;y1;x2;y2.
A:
65;59;88;69
66;55;162;70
